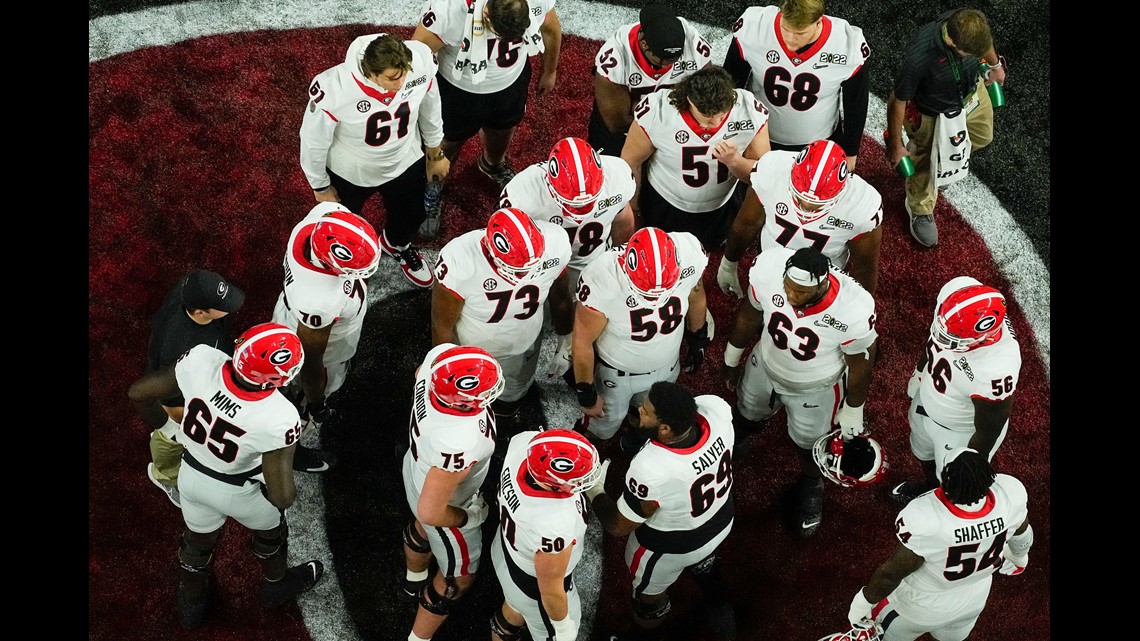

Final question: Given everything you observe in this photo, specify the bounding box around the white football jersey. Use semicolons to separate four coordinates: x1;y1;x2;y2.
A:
420;0;555;94
890;474;1028;625
402;343;498;506
496;431;589;577
299;36;442;189
576;231;708;373
618;395;735;552
916;278;1022;434
750;150;883;269
729;6;869;147
271;202;369;368
174;345;303;480
634;88;769;212
434;221;571;357
500;155;636;272
594;18;713;106
745;245;877;392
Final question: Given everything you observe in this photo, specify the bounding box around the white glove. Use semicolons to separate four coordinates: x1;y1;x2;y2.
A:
836;400;866;438
461;492;488;528
584;459;611;501
550;614;578;641
999;543;1028;576
545;333;573;380
906;368;923;399
717;257;743;298
847;587;874;627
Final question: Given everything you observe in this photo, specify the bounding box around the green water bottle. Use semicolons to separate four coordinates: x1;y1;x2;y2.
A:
981;62;1006;108
884;130;915;177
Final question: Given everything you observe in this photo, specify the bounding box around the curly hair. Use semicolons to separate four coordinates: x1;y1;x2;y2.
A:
668;66;737;117
941;450;996;505
647;381;697;434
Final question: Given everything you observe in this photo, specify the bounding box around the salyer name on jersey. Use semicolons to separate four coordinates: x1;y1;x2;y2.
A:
594;18;712;104
500;156;635;271
635;88;768;212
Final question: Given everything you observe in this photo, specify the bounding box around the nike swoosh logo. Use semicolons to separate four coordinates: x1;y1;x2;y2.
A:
303;462;331;473
803;403;818;408
944;444;954;450
819;225;835;230
813;63;829;69
801;519;821;529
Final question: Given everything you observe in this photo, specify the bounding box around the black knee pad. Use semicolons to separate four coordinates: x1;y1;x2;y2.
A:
419;578;462;616
489;609;526;641
688;553;728;602
403;520;431;554
178;531;218;573
251;517;289;561
632;594;672;621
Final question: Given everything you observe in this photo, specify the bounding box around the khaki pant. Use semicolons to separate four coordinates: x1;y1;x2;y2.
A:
149;417;183;485
904;78;994;215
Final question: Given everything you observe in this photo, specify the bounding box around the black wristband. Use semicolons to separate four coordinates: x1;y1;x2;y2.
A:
313;185;331;192
574;382;598;407
686;322;710;348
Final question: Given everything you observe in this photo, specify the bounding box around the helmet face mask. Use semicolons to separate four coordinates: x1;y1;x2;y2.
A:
310;209;381;279
930;284;1007;352
812;429;888;487
429;346;505;412
525;429;602;493
545;137;604;221
621;227;681;307
789;140;848;224
485;208;546;285
232;323;305;390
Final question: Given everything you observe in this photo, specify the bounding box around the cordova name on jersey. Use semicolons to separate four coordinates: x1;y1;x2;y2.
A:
954;516;1006;544
413;378;428;423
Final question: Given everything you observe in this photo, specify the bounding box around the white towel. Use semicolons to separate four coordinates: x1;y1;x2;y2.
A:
454;0;545;86
932;108;971;188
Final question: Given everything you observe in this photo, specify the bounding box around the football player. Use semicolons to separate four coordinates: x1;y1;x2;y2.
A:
299;33;441;287
587;382;737;641
588;4;714;157
271;202;382;473
717;139;884;298
571;227;711;446
721;246;878;538
620;65;770;252
489;429;602;641
724;0;871;171
128;323;324;629
431;207;573;431
889;277;1021;504
412;0;562;238
844;448;1032;641
401;343;504;641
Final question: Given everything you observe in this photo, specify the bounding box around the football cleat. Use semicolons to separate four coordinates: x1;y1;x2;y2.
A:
261;560;325;608
789;140;848;223
430;345;505;412
484;207;546;285
817;622;883;641
930;278;1007;351
794;477;824;538
526;429;602;493
232;323;305;390
309;206;381;279
621;227;681;307
478;154;519;189
545;137;605;220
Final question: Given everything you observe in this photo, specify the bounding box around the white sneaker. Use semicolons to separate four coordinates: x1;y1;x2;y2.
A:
148;463;181;507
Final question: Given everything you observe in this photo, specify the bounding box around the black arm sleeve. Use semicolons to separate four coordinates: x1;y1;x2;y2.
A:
837;63;871;157
722;38;752;89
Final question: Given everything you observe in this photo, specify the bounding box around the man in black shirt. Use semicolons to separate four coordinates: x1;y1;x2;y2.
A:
885;8;1006;247
144;269;245;506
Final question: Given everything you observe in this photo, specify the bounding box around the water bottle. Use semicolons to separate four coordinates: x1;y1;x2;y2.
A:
883;130;915;177
981;62;1006;108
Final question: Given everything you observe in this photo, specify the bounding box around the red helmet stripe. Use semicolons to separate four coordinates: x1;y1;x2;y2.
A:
319;215;379;255
945;290;1004;318
806;141;840;196
650;230;665;287
431;350;497;373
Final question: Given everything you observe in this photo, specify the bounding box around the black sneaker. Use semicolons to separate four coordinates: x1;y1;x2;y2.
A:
477;154;518;189
379;230;435;288
888;480;933;505
177;580;211;629
261;560;325;608
794;477;824;538
397;575;429;604
293;444;337;473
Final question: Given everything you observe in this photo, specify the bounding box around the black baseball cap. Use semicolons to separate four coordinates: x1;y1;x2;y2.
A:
639;5;685;60
181;269;246;313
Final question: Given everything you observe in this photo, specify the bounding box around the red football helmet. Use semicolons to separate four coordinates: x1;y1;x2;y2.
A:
930;281;1007;352
813;430;888;488
232;323;305;390
545;137;605;220
789;140;848;223
526;429;602;493
429;345;505;412
816;623;883;641
310;206;381;279
621;227;681;305
484;207;546;285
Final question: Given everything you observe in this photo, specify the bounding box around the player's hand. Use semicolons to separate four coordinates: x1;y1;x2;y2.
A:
545;333;572;380
313;185;340;204
717;257;743;298
682;323;711;373
582;398;605;419
711;139;740;161
536;69;557;97
999;542;1028;576
584;459;611;501
461;492;489;528
721;363;742;393
906;368;923;399
847;587;874;627
426;158;450;183
836;400;866;438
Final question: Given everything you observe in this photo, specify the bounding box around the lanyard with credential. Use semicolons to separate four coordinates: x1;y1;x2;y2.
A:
940;23;971;106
